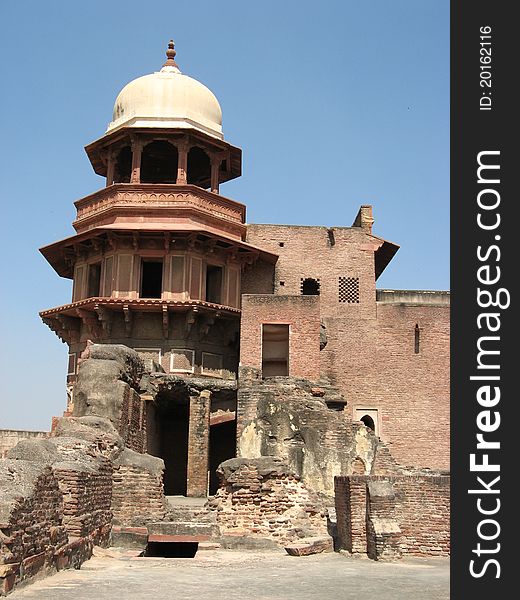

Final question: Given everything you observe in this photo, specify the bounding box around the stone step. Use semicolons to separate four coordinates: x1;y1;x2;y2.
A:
147;520;219;539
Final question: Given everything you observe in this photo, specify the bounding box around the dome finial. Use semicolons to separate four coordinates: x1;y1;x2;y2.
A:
163;39;179;69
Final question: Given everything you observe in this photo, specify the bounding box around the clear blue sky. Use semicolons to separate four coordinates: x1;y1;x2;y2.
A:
0;0;449;430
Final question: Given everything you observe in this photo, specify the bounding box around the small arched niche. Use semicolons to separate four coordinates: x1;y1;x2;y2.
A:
114;146;132;183
187;146;211;187
141;140;178;183
360;414;376;432
301;278;320;296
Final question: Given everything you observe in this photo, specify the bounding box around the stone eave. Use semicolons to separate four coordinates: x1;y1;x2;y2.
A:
40;298;240;344
371;235;400;280
40;227;279;279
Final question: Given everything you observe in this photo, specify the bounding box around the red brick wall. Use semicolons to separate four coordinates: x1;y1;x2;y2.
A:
240;295;321;380
324;304;449;470
245;225;378;319
244;224;450;471
335;475;450;558
111;463;166;525
118;387;148;453
211;458;328;545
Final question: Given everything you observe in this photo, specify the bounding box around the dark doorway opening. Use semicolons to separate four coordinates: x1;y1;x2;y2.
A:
87;262;101;297
262;324;289;377
206;265;222;304
141;260;163;298
141;141;178;183
153;391;190;496
206;265;223;304
209;419;237;495
143;541;198;558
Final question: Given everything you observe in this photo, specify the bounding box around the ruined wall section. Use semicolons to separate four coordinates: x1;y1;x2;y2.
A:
237;378;378;496
335;474;450;559
112;449;166;525
0;417;122;595
73;344;148;453
0;462;68;595
210;457;328;545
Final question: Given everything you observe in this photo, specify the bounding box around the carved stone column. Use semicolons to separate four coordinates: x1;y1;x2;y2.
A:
186;389;211;497
210;155;221;194
130;136;143;183
106;150;115;187
177;140;189;184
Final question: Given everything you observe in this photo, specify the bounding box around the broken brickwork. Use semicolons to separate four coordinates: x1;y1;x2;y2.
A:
209;457;329;546
112;449;166;525
335;474;450;560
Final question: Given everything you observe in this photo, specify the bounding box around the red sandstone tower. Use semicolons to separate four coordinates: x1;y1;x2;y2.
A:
40;41;275;399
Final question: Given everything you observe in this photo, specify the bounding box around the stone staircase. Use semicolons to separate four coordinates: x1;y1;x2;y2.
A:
112;496;220;551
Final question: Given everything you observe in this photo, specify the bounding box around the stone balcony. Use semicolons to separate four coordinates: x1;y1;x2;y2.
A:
73;183;247;239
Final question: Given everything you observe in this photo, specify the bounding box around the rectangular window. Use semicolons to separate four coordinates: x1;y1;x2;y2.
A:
262;324;289;377
87;262;102;298
67;353;77;376
140;259;163;298
414;324;421;354
338;276;360;303
206;264;223;304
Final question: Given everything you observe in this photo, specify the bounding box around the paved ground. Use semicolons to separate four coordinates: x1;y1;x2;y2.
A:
10;548;450;600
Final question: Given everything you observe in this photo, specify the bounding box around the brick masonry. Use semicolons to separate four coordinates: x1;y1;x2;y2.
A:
242;223;450;471
335;474;450;559
240;295;321;380
209;457;329;545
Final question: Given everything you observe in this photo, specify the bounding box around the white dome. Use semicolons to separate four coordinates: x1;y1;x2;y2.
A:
107;47;223;139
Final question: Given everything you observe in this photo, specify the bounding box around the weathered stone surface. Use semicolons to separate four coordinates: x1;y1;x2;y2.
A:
237;378;378;494
284;536;333;556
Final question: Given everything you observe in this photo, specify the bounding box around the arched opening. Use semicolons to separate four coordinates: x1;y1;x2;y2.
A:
114;146;132;183
301;278;320;296
360;414;375;432
141;141;178;183
187;146;211;187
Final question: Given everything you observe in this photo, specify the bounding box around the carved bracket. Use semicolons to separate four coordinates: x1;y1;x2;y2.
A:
123;304;133;336
162;305;169;339
95;304;113;336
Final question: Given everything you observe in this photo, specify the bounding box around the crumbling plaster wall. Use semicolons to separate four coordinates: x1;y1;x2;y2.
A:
237;377;378;496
